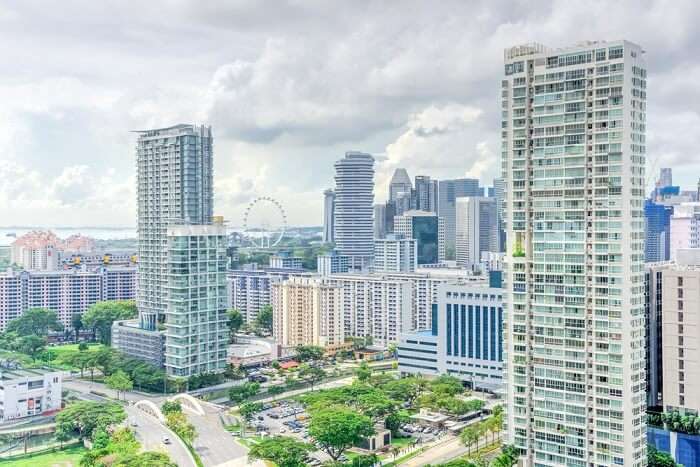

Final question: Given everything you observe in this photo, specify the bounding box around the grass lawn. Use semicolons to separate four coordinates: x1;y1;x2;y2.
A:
45;343;102;358
390;436;415;447
3;445;86;467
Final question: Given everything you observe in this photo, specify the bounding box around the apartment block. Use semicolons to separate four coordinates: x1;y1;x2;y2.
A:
502;41;647;466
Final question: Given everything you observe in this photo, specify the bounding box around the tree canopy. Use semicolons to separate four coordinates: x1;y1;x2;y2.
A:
229;381;260;404
255;305;273;333
294;344;324;362
308;406;374;461
55;401;126;441
227;309;244;339
105;369;133;400
248;435;315;467
6;308;63;336
81;300;137;345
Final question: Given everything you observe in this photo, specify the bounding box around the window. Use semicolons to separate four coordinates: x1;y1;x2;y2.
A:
608;46;624;59
678;277;684;286
678;288;684;298
678;325;684;334
678;300;684;310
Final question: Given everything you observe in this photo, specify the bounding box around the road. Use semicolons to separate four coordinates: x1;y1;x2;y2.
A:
401;435;501;466
183;400;249;467
125;405;195;467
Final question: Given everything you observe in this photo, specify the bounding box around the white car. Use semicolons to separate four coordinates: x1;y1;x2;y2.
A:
162;436;171;444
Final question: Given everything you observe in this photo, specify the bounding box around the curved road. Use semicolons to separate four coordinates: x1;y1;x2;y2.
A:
125;405;196;467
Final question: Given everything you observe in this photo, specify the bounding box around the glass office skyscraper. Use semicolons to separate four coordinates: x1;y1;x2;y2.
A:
502;41;647;466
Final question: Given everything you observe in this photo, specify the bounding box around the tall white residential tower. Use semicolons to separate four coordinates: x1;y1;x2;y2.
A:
502;41;647;466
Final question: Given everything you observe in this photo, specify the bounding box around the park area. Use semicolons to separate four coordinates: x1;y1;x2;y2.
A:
3;445;86;467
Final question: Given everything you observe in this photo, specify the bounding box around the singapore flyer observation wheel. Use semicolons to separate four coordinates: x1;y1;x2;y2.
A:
242;197;288;248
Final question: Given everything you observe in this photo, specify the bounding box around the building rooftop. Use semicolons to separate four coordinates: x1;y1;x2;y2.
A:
0;368;59;380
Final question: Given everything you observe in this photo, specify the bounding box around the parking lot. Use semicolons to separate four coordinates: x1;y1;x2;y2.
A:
235;398;450;465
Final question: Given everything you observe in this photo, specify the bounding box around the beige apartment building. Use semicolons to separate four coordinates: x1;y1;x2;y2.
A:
660;257;700;414
271;276;344;348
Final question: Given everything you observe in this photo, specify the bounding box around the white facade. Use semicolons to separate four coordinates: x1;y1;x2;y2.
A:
333;152;375;263
373;236;417;273
455;197;497;270
398;283;504;391
317;253;350;276
227;268;306;324
502;41;647;466
324;274;412;347
0;267;136;331
670;202;700;257
135;124;213;332
0;369;62;422
268;254;304;270
163;224;229;377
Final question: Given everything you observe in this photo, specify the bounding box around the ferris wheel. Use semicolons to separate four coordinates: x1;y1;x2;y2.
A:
242;196;288;248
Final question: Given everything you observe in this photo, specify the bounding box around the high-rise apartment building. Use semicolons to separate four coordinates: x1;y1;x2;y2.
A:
492;178;506;252
227;267;307;324
0;266;136;330
437;178;482;257
323;189;335;243
271;276;344;348
646;250;700;414
164;224;229;377
394;210;445;265
333;152;375;269
455;197;498;270
373;235;417;273
324;274;412;347
502;41;647;466
114;124;228;378
414;175;438;212
134;124;213;332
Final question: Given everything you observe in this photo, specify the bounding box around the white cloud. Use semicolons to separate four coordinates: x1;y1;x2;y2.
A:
0;0;699;226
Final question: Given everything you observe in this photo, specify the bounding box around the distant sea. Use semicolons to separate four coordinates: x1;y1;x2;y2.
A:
0;227;136;246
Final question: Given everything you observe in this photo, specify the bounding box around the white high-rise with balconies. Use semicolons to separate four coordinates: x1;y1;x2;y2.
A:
502;41;647;467
333;152;375;269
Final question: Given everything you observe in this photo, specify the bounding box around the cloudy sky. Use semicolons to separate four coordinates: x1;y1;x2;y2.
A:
1;0;699;228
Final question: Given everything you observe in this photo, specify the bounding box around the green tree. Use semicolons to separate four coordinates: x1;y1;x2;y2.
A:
295;344;324;362
240;402;264;421
299;364;326;391
166;411;197;445
78;342;89;351
248;435;315;467
460;423;484;455
308;407;375;461
55;401;126;441
94;346;116;376
354;361;372;383
491;444;519;467
430;374;464;397
7;308;63;336
268;384;285;399
71;314;84;342
647;446;679;467
81;301;137;345
385;410;411;436
255;305;273;333
229;381;260;404
382;376;427;408
17;335;46;360
161;400;182;415
227;309;244;341
105;370;133;400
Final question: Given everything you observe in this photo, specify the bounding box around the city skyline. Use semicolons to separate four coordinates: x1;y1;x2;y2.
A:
1;1;699;228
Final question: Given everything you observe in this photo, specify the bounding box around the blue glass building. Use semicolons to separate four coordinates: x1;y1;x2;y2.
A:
645;199;673;262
